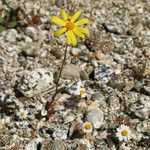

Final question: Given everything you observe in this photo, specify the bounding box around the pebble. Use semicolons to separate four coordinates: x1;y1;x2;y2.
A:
123;81;135;91
52;128;68;140
91;92;105;102
61;64;80;79
129;96;150;120
25;139;38;150
41;140;65;150
25;27;38;41
77;139;91;150
51;48;64;59
86;108;104;129
5;29;18;42
119;143;130;150
94;139;110;150
4;0;19;10
95;64;121;84
64;115;75;124
17;68;54;97
21;43;40;57
70;47;81;56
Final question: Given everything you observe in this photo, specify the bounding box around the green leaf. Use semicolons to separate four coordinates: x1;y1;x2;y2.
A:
0;17;4;24
5;12;10;21
8;21;17;28
0;25;7;33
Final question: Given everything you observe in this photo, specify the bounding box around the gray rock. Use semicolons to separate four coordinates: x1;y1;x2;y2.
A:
5;29;18;42
17;68;54;97
129;97;150;120
41;140;65;150
80;70;89;80
61;64;80;79
91;92;105;102
25;27;38;41
52;128;68;140
86;108;104;129
21;43;40;57
70;47;81;56
51;48;64;59
119;143;130;150
94;139;110;150
4;0;19;10
76;139;91;150
25;139;40;150
95;64;120;84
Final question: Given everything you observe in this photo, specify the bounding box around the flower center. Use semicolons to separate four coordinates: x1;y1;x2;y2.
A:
121;130;128;136
66;21;75;30
85;123;92;130
80;89;85;95
21;112;25;117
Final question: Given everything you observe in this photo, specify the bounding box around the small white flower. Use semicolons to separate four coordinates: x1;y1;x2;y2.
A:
69;81;87;98
17;108;28;120
82;122;93;134
116;124;131;142
77;88;87;98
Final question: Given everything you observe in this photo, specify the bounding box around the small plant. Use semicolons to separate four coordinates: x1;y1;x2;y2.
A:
0;9;19;33
46;9;90;119
134;62;146;79
0;9;41;33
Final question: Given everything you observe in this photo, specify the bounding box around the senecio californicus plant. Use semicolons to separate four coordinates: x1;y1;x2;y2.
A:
45;9;90;119
51;9;90;46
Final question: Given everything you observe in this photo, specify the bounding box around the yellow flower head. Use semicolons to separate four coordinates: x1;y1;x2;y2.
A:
51;9;90;46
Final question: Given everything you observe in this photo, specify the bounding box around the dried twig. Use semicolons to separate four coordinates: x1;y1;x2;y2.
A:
45;45;68;119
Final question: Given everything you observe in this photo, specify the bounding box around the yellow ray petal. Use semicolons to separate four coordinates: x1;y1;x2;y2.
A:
70;10;82;22
70;31;77;46
73;27;85;38
76;27;90;34
51;16;66;26
54;27;67;37
75;18;89;26
66;30;72;45
61;9;68;21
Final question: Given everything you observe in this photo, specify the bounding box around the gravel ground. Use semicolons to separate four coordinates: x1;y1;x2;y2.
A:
0;0;150;150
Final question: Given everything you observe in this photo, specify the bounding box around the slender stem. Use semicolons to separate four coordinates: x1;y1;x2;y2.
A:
46;45;68;112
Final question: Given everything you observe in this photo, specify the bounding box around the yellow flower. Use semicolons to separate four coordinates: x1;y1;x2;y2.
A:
51;9;90;46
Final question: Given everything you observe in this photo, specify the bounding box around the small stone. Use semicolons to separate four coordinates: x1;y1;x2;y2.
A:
95;52;106;60
6;29;18;42
51;48;64;59
80;70;89;80
64;115;75;124
25;27;38;40
17;68;54;97
94;139;110;150
25;139;38;150
61;64;80;79
4;0;19;10
25;36;33;43
21;44;40;57
77;139;91;150
41;140;65;150
52;128;67;140
123;81;135;91
129;97;150;120
70;47;81;56
144;49;150;58
86;65;94;75
86;108;104;129
91;92;105;102
95;64;121;84
119;143;130;150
